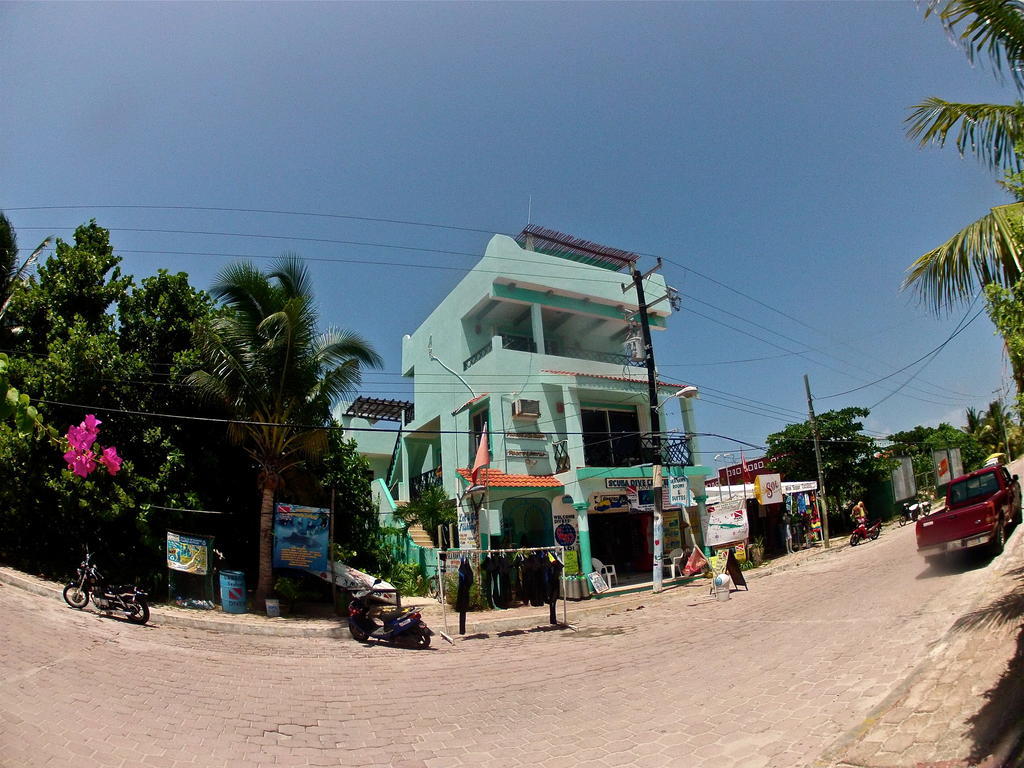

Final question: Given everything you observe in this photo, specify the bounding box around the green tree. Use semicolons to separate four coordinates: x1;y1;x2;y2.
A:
888;422;986;491
187;255;382;605
765;407;888;524
394;485;456;547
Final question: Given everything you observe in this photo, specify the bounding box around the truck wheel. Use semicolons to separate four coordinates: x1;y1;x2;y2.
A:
990;521;1006;556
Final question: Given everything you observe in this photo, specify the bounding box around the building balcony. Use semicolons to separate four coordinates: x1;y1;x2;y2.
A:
410;466;443;499
582;433;692;469
462;333;643;371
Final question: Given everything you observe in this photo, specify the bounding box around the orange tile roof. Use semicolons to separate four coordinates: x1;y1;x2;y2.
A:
542;370;682;389
457;467;563;488
451;393;489;416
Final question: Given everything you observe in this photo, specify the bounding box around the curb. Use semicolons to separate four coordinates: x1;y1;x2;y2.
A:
0;536;850;640
0;567;348;638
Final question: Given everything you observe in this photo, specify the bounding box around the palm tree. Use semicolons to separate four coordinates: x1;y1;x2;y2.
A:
0;211;51;341
904;1;1024;311
187;255;382;605
965;405;986;437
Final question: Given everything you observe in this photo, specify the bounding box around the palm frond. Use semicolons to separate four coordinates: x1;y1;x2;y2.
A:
906;97;1024;170
269;253;312;299
927;0;1024;91
903;202;1024;311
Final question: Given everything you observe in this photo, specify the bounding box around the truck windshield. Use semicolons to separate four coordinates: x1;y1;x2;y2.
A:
949;473;999;506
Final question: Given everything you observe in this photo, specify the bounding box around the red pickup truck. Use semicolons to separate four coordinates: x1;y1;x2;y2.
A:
916;465;1021;562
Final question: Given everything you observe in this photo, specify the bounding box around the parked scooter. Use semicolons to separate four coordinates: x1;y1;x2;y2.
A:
850;519;882;546
62;551;150;625
347;591;432;648
898;498;929;526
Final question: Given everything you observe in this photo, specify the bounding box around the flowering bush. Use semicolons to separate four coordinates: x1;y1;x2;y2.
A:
63;414;122;478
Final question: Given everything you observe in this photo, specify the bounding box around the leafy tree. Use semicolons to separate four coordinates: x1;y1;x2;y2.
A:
318;430;395;575
187;255;382;605
765;407;888;524
888;422;986;491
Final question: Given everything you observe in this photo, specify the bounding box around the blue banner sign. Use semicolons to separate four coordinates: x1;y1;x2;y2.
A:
273;503;330;571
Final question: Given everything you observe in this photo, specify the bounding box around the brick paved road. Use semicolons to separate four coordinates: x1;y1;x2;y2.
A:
0;523;1010;768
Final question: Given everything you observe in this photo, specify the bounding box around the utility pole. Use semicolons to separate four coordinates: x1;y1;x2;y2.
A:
803;374;831;548
625;258;666;592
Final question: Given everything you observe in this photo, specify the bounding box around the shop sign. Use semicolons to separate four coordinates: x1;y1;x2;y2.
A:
606;478;653;489
587;571;610;593
272;503;330;571
551;508;578;548
166;531;210;575
663;509;683;553
781;480;817;494
592;493;631;513
734;541;747;563
669;476;692;507
457;500;478;549
705;503;749;548
754;473;782;505
506;449;547;458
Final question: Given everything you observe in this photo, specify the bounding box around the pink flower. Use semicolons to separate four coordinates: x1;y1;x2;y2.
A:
70;452;96;479
99;446;122;476
66;425;97;453
81;414;102;434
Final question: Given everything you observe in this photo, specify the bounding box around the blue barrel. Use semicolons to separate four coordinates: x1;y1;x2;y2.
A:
219;570;247;614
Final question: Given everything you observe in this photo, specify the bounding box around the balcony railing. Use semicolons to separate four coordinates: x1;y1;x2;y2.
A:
500;333;537;353
582;433;693;469
640;434;693;467
410;466;443;499
545;340;645;368
463;342;492;371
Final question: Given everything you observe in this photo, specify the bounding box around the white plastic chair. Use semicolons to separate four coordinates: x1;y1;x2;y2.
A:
591;557;618;587
663;548;685;578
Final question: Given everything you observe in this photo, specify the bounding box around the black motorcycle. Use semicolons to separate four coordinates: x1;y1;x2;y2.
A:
63;552;150;625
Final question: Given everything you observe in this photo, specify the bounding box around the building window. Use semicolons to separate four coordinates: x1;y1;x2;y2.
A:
581;407;641;468
470;408;489;462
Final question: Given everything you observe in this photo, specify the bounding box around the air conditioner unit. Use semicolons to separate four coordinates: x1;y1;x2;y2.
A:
512;399;541;418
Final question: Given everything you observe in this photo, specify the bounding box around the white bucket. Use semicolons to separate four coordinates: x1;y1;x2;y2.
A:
714;574;732;601
265;598;281;617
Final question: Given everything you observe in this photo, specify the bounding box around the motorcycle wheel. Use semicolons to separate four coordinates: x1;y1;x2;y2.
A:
414;627;431;649
849;534;860;547
898;516;908;527
349;623;370;642
126;598;150;625
871;527;881;540
63;584;89;609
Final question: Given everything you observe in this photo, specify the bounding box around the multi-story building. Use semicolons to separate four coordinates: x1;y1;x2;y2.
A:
340;226;712;591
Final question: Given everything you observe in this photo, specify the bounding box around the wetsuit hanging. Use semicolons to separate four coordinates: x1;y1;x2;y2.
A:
456;558;473;634
545;552;564;624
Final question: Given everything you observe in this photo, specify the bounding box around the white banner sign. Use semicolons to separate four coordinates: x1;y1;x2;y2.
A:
705;503;749;548
781;480;818;494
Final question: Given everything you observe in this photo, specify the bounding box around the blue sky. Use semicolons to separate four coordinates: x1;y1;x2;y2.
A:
2;1;1019;464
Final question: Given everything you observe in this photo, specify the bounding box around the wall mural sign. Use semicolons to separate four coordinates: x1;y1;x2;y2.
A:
166;531;211;575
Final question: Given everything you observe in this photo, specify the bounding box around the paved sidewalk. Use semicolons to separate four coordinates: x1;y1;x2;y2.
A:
0;532;852;639
819;521;1024;767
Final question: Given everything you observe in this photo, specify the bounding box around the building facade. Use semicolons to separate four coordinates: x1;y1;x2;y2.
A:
340;227;713;589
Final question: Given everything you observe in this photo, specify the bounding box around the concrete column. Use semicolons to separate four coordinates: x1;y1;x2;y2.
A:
561;385;585;469
573;501;593;576
531;303;545;354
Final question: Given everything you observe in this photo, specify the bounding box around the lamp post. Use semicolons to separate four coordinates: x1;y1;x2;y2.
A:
714;453;736;504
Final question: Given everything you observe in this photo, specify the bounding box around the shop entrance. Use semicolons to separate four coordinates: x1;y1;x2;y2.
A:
497;498;553;549
588;512;653;575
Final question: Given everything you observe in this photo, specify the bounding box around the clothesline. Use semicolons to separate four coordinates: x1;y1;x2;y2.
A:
439;545;563;556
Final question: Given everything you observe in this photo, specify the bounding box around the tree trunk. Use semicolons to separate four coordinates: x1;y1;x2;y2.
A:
254;483;275;609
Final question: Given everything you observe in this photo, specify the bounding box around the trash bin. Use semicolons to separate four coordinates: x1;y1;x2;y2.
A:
219;570;247;614
713;573;732;602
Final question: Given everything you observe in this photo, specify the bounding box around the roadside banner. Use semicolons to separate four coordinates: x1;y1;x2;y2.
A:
273;503;330;571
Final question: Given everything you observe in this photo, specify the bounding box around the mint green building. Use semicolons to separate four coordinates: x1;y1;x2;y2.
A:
340;227;712;593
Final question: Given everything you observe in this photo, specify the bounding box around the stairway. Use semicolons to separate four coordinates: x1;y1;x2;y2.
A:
406;523;435;549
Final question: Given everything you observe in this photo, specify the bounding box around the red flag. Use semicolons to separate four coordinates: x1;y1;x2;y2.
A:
471;433;489;486
682;547;708;576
